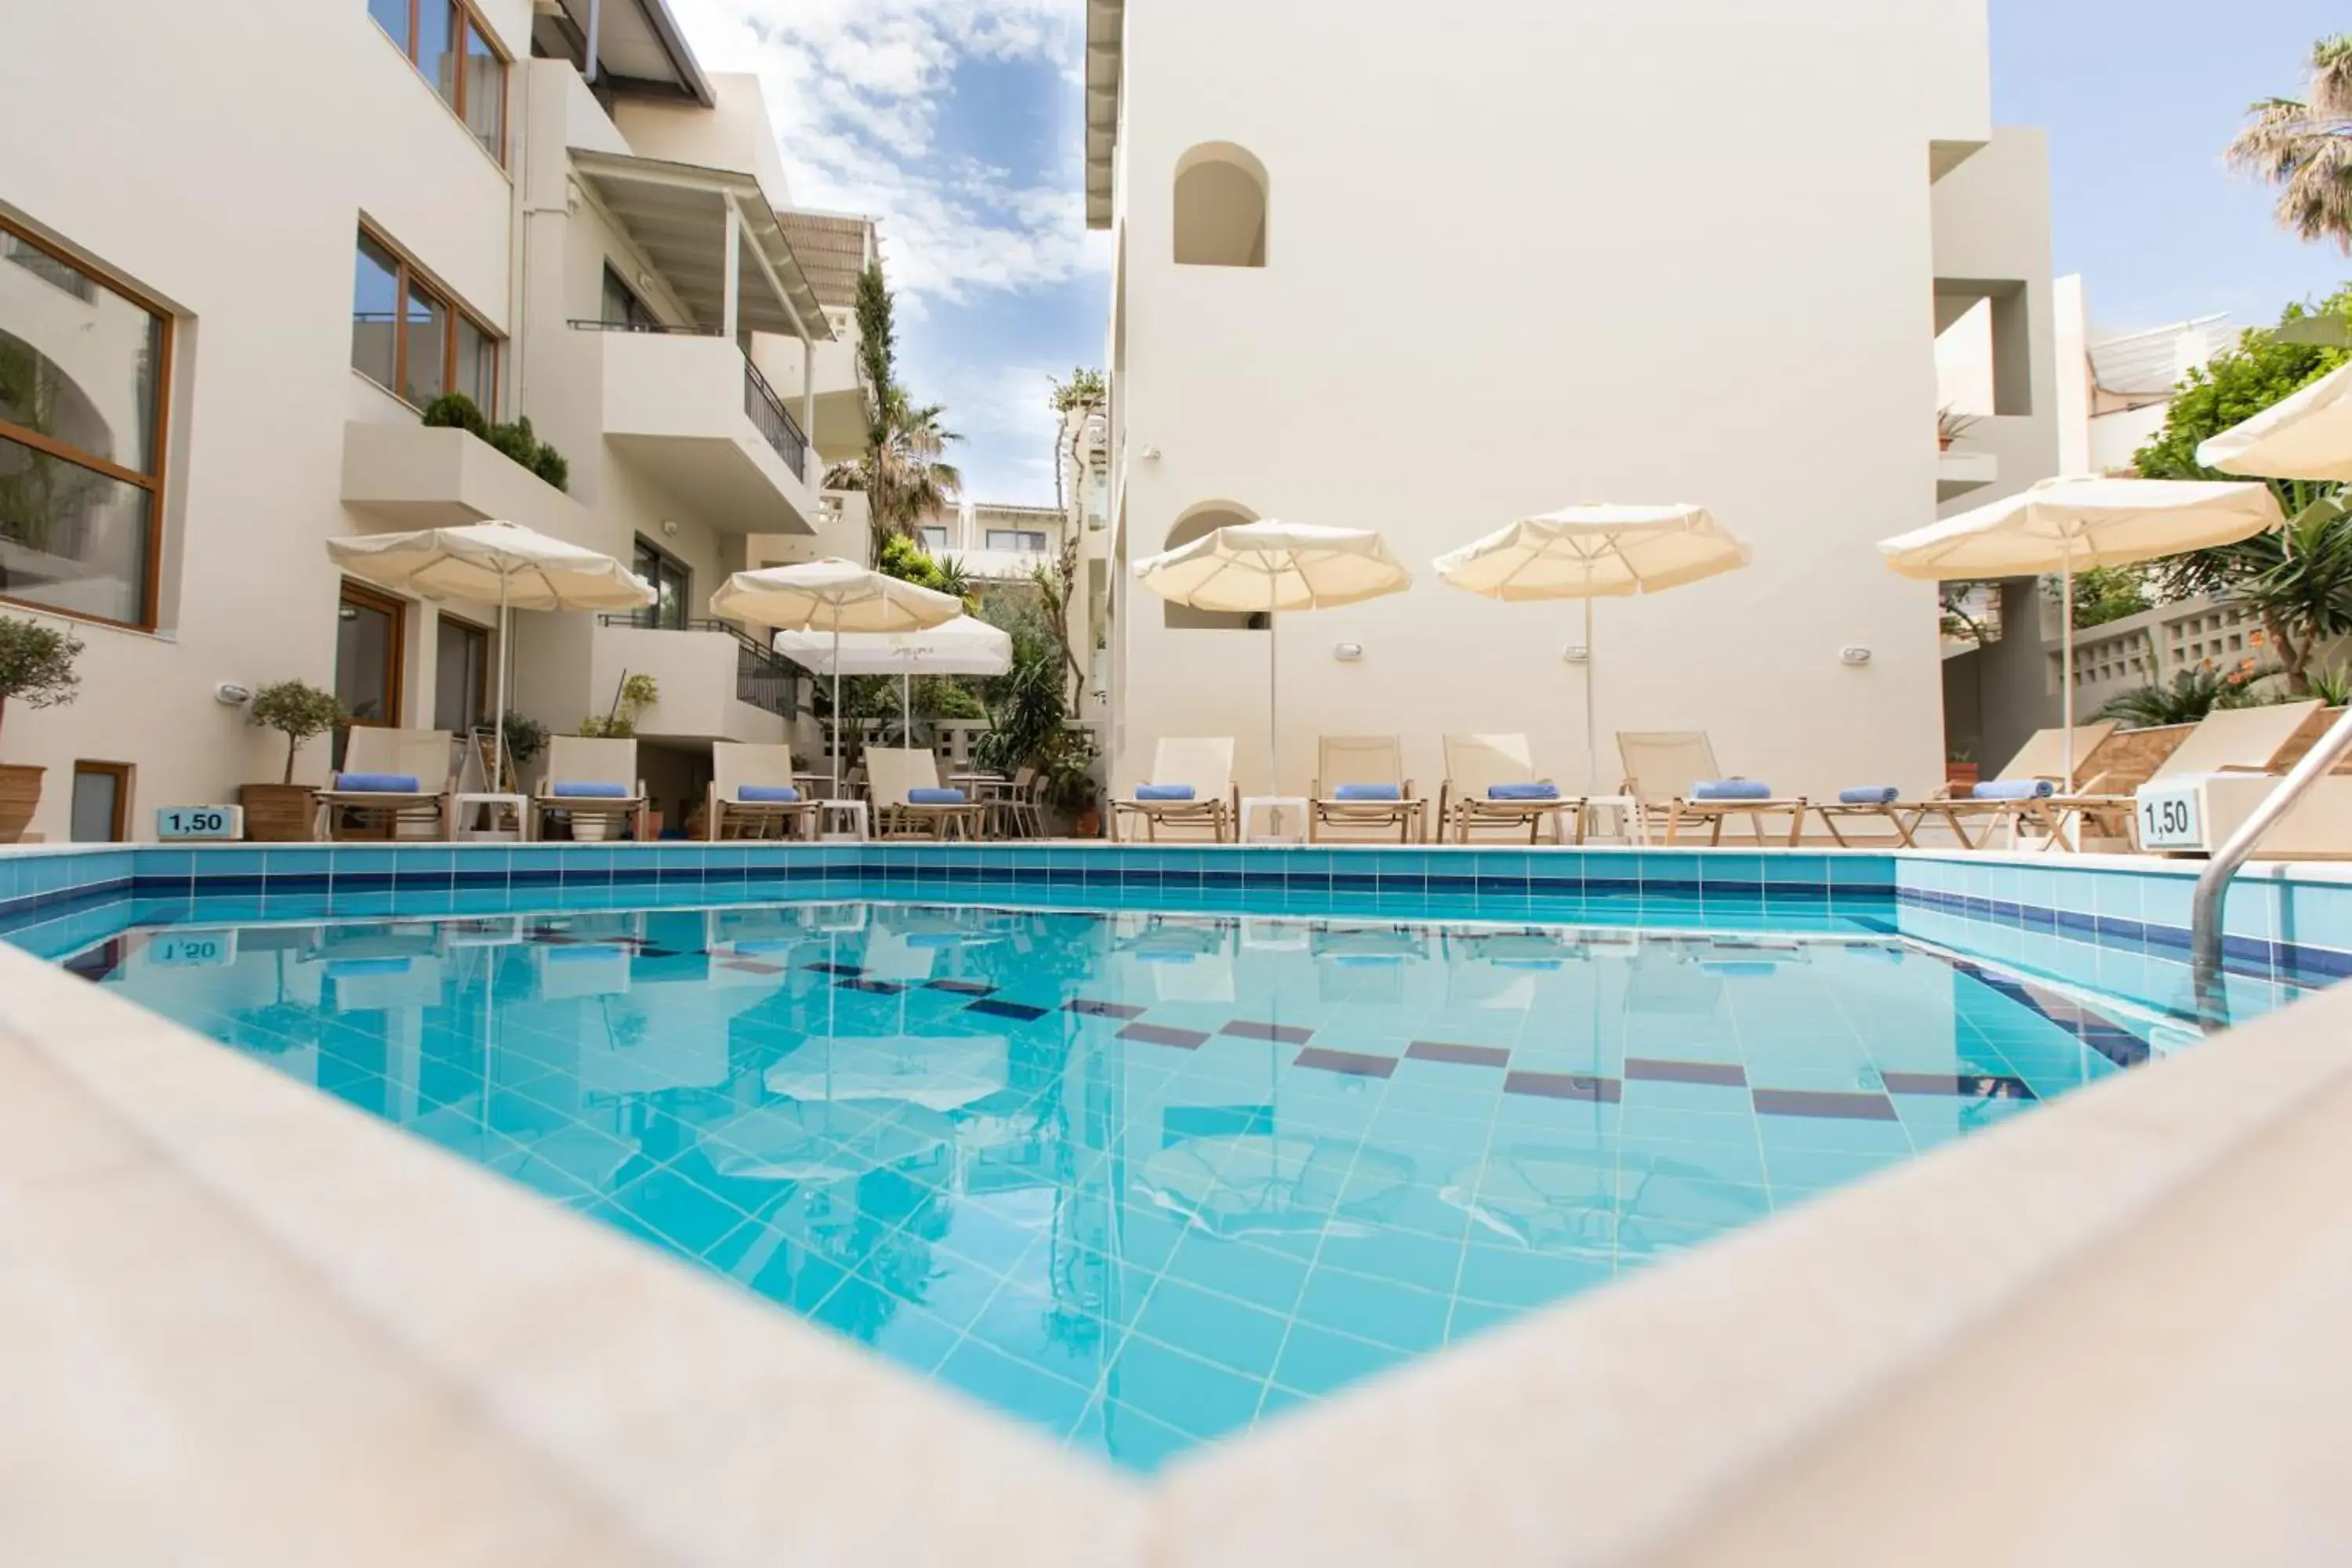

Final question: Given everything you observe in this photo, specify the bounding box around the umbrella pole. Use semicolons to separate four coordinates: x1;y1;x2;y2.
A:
2060;548;2077;793
1583;597;1598;793
831;622;843;800
492;575;510;796
1268;612;1280;831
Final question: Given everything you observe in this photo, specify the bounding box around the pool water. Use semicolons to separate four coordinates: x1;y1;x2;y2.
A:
61;895;2190;1471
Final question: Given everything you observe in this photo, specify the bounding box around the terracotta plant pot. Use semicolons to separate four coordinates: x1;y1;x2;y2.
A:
241;782;318;842
1944;762;1980;791
1073;807;1103;840
0;763;43;844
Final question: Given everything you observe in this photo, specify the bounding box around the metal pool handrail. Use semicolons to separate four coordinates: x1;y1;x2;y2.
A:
2191;703;2352;1027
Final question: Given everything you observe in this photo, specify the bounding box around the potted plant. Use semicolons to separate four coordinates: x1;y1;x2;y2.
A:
1044;729;1103;837
1944;746;1979;792
0;614;84;842
245;681;344;841
1936;406;1980;452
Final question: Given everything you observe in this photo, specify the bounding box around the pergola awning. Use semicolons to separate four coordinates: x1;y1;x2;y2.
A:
1085;0;1124;229
570;149;834;341
777;209;877;314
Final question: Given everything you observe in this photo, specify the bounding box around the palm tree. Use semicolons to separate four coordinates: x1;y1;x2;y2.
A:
826;388;964;554
2097;666;2272;728
2229;34;2352;249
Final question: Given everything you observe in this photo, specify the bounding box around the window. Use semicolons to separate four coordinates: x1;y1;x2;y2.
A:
350;228;499;416
336;579;406;727
633;537;689;630
601;265;659;331
1174;143;1269;267
986;529;1049;553
919;526;950;554
434;615;489;735
368;0;507;162
70;761;130;842
0;216;171;629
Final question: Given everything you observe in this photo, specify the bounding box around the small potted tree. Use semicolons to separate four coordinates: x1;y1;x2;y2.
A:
245;681;344;841
0;614;84;842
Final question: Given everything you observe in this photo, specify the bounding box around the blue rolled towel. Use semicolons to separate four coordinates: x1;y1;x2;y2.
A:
908;786;967;805
1334;782;1402;801
1969;780;2054;800
1134;783;1196;801
738;784;801;803
336;773;419;793
552;781;629;798
1838;786;1900;806
1486;782;1559;800
1692;779;1772;801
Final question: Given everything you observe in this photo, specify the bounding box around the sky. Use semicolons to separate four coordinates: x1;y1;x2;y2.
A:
666;1;2352;507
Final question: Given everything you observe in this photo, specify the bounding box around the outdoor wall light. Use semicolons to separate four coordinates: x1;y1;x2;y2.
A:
1333;642;1364;662
1840;645;1873;666
1562;644;1590;664
214;682;252;707
661;518;681;537
1139;445;1163;461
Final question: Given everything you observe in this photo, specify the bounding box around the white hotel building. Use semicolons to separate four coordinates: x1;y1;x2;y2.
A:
1085;0;2060;801
0;0;873;841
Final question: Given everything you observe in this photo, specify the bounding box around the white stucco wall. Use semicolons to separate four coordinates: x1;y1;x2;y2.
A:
0;0;530;837
1109;0;2027;802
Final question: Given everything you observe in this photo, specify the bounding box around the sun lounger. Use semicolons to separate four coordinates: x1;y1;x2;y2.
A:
1617;731;1806;847
532;736;648;842
1309;735;1425;843
315;728;456;841
1111;738;1238;841
2055;701;2332;852
1437;734;1581;844
1898;722;2120;849
866;746;989;840
707;742;820;841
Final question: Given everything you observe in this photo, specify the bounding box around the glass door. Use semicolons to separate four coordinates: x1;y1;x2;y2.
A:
434;614;490;735
336;580;405;728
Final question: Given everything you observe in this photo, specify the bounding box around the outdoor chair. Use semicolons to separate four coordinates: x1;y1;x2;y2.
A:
316;728;456;841
707;742;820;842
1617;731;1808;847
1111;738;1239;842
1894;721;2122;850
1437;734;1580;844
532;736;649;842
866;746;990;840
1309;735;1426;843
2050;701;2333;852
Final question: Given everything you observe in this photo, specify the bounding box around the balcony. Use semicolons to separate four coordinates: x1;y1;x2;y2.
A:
340;422;595;539
589;617;799;745
1936;446;1999;503
586;322;820;534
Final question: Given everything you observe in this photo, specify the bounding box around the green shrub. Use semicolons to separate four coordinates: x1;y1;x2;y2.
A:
0;614;83;740
248;681;345;785
419;393;490;439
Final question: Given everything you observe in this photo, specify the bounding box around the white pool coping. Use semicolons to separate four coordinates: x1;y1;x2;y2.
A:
6;908;2352;1563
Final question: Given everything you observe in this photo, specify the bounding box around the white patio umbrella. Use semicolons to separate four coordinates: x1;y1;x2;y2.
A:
1433;503;1748;789
326;521;655;790
2198;359;2352;482
1131;521;1413;811
771;614;1011;741
709;558;964;795
1878;476;2285;789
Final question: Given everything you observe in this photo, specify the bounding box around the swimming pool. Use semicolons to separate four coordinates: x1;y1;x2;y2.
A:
17;844;2339;1472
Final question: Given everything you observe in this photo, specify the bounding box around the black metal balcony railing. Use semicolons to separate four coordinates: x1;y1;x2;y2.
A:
566;318;710;335
596;615;800;720
741;354;808;478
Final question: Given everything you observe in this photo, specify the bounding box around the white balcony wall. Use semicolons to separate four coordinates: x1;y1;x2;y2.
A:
597;331;818;533
589;624;787;746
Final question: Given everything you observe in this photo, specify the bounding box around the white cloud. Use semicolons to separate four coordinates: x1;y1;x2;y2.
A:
664;0;1106;307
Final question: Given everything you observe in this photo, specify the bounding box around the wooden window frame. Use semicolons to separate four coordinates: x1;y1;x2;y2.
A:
355;225;501;418
372;0;510;166
631;535;691;630
339;579;409;731
0;213;172;633
70;760;133;842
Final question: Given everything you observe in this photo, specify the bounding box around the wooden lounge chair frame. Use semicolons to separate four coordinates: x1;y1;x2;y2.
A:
1618;731;1806;848
1310;735;1426;844
1112;739;1240;842
316;728;457;841
707;742;821;841
532;736;650;842
866;746;991;840
1437;734;1581;844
